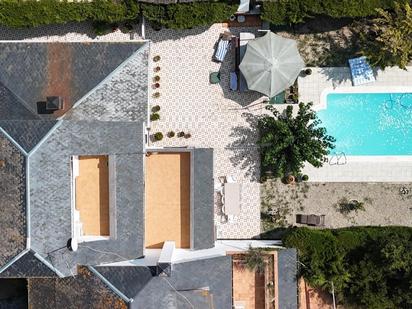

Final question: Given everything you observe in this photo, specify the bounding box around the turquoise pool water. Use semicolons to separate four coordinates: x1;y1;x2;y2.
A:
318;93;412;156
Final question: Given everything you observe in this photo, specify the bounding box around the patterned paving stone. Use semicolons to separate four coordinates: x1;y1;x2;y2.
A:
147;24;265;239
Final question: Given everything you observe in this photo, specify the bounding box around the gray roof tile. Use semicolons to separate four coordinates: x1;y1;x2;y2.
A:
0;250;56;278
0;131;26;268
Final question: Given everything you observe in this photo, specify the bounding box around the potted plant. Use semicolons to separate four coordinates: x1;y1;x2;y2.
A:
302;175;309;181
154;66;161;73
154;83;160;89
151;105;161;113
154;75;160;82
150;113;160;121
153;55;161;62
304;68;312;76
177;131;185;138
167;131;175;138
286;174;295;184
152;92;161;98
153;132;163;141
184;133;191;139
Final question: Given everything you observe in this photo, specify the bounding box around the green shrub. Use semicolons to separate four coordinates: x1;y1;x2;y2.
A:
360;2;412;69
151;105;161;113
261;0;408;25
258;103;335;177
283;227;412;308
244;246;267;274
167;131;175;138
150;113;160;121
141;2;237;29
337;198;365;215
153;132;163;141
302;174;309;181
0;0;138;28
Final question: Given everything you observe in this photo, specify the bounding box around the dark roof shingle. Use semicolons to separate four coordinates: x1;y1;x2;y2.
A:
0;131;26;268
0;250;56;278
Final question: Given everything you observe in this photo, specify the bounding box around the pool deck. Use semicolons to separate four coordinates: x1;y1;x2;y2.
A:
299;67;412;182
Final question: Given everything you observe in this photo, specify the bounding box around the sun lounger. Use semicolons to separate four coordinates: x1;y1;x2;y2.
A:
214;32;232;62
236;33;255;92
230;72;238;91
348;56;375;86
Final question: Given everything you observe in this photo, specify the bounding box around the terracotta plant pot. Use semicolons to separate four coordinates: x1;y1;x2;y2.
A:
286;175;295;184
154;66;161;73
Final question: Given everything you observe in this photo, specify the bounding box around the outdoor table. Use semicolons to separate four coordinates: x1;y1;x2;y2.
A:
224;183;241;216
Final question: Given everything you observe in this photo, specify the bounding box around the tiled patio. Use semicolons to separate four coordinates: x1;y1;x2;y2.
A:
147;24;265;238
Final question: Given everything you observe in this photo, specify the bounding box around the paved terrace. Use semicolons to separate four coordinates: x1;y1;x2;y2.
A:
147;24;265;239
299;67;412;182
0;22;265;239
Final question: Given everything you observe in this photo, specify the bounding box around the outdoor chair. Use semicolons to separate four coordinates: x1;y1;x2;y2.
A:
209;71;221;84
296;214;308;224
296;214;325;226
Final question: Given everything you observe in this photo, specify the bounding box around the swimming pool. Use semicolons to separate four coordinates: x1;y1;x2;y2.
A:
317;92;412;156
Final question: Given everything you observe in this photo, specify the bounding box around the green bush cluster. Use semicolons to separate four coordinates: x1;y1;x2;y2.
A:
261;0;408;25
0;0;138;28
283;226;412;308
141;2;237;29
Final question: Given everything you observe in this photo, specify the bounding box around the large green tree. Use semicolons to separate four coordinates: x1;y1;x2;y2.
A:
360;2;412;69
284;227;412;308
257;102;335;177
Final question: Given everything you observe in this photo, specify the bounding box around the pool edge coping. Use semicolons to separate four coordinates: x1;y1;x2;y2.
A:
317;86;412;111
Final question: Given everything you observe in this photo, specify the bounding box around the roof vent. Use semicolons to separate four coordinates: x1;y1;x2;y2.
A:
46;96;64;111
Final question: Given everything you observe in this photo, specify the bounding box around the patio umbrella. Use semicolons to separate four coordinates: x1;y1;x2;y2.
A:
239;32;305;97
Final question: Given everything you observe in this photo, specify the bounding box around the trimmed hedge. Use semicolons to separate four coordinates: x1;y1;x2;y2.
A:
261;0;409;25
0;0;138;28
141;2;237;29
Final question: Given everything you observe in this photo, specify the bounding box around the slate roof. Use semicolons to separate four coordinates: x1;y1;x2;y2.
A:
0;41;149;277
0;42;146;153
95;256;233;309
278;248;298;309
0;131;26;268
0;250;57;278
28;266;127;309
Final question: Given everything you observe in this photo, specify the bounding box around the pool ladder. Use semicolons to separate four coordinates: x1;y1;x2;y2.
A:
327;152;347;165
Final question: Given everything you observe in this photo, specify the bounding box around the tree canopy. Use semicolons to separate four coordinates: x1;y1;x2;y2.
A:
257;102;335;177
283;227;412;308
360;2;412;69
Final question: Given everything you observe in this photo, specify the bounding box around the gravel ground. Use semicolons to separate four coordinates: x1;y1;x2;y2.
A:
261;179;412;230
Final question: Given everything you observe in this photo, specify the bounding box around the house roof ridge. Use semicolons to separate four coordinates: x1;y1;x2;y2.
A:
88;266;134;304
0;249;29;275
